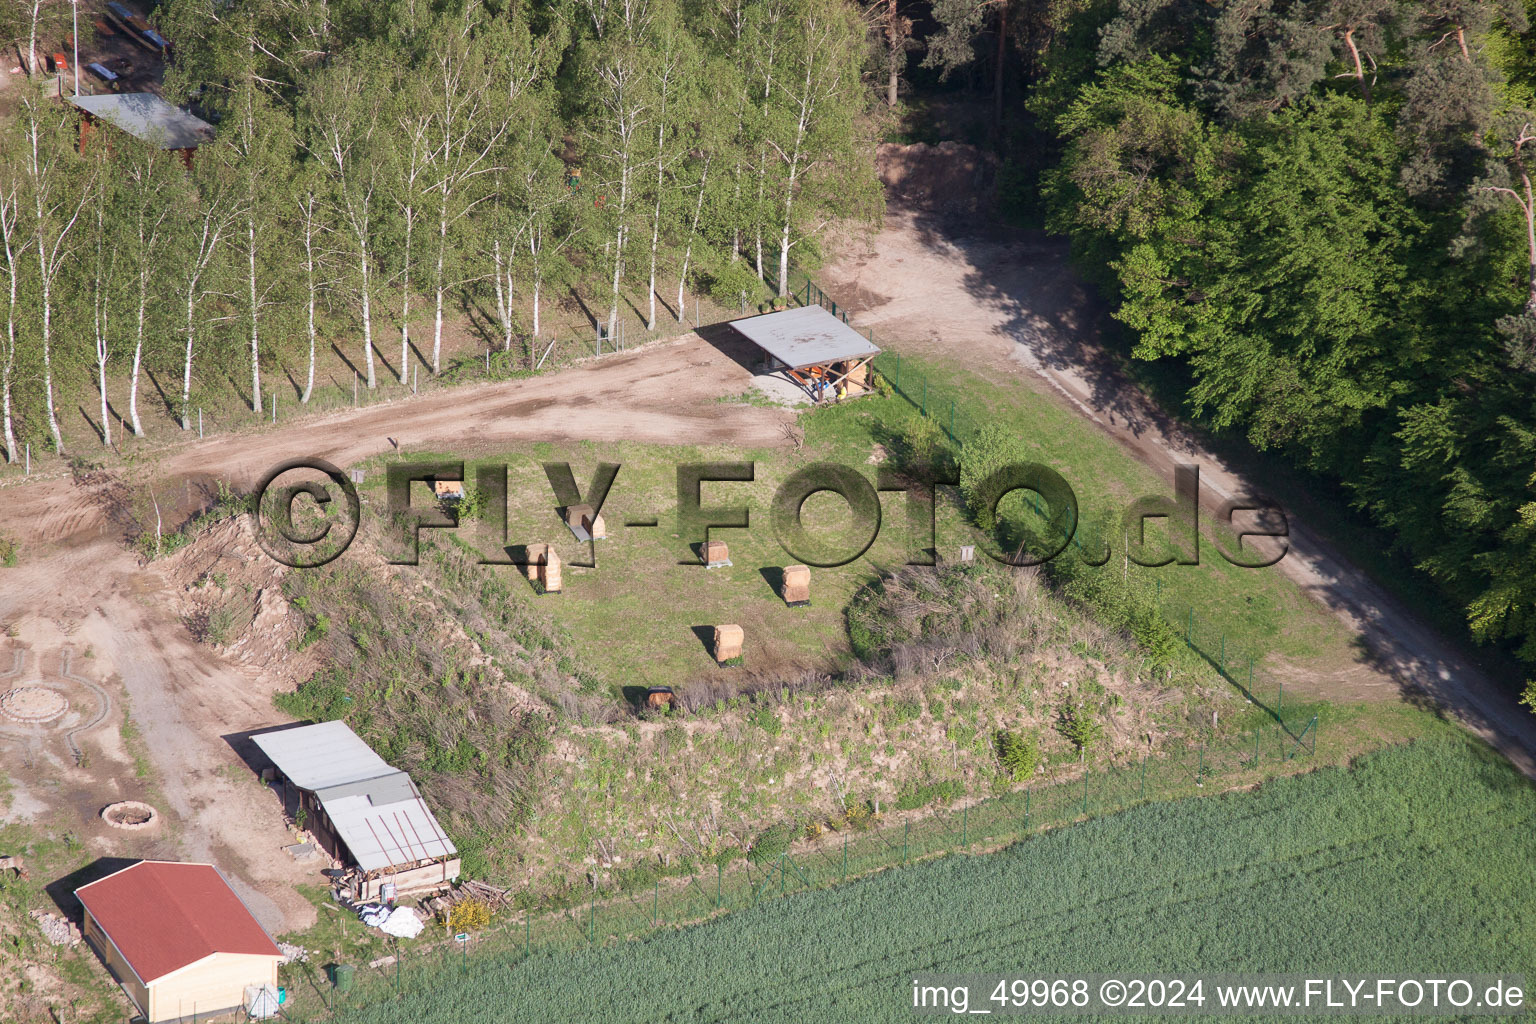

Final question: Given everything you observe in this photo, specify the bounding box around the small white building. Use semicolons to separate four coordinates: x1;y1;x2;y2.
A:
252;721;460;900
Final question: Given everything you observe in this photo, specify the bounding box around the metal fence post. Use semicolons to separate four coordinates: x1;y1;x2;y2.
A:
525;913;530;956
903;822;909;865
894;353;901;391
588;891;594;944
1197;745;1205;786
1140;756;1147;799
842;835;848;882
716;862;722;909
1254;726;1261;766
1187;609;1193;644
961;806;968;846
1082;770;1089;815
653;880;659;927
1024;789;1031;832
921;378;927;416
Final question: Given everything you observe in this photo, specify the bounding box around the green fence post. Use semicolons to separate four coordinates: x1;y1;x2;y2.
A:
779;854;786;896
588;891;595;944
895;353;901;391
842;835;848;882
921;378;928;416
949;400;955;440
653;881;659;927
961;806;968;846
716;862;722;909
1254;726;1261;766
1197;745;1205;786
903;822;909;865
1140;756;1147;799
1277;681;1283;717
1024;789;1031;832
525;912;530;956
1187;609;1193;645
1082;770;1089;815
1220;635;1225;670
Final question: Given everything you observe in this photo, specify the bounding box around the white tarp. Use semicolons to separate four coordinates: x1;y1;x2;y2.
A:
245;983;281;1020
379;906;424;938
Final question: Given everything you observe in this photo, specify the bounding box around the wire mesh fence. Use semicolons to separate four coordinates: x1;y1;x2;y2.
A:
276;717;1318;1021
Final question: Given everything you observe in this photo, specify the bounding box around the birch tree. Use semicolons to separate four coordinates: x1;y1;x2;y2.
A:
19;89;89;455
115;141;183;437
177;159;239;431
586;37;651;343
0;144;27;463
767;0;871;296
640;15;698;331
304;58;386;389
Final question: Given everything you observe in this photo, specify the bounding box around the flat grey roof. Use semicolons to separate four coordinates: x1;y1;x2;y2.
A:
252;722;457;873
251;721;395;791
731;305;880;370
68;93;214;150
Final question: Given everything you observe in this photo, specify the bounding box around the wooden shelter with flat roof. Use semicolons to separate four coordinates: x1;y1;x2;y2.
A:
730;304;881;402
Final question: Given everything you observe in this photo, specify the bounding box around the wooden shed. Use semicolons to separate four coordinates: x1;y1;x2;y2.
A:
75;861;282;1023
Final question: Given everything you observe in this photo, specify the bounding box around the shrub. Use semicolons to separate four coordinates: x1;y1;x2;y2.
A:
446;896;493;932
959;424;1031;530
882;696;924;727
895;415;951;473
748;705;782;736
703;259;762;305
893;778;964;810
204;602;237;645
0;533;17;567
1058;702;1103;754
994;729;1040;777
747;823;793;864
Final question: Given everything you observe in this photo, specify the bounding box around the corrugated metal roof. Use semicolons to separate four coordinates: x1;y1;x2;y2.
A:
68;93;214;150
320;777;457;873
251;721;395;791
252;722;457;873
75;862;280;983
730;305;881;370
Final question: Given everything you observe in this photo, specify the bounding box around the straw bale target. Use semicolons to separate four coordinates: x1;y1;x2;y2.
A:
713;624;744;663
781;564;811;605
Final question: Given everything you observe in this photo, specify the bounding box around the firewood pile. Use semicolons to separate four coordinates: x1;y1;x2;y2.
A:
423;878;512;918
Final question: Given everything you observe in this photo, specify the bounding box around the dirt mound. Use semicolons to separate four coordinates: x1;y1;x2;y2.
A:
877;141;998;218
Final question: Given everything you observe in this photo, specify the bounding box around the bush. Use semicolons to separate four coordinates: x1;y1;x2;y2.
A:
0;533;16;567
895;415;951;473
1058;702;1103;754
703;258;763;305
747;823;793;864
893;778;964;810
882;696;923;727
446;896;493;932
994;729;1040;777
748;705;782;735
959;424;1031;530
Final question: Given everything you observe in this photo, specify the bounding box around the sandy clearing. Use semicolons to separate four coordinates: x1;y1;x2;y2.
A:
0;329;792;931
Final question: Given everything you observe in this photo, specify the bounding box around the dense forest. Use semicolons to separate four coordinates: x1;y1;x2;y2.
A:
0;0;878;455
1;0;1534;692
919;0;1536;692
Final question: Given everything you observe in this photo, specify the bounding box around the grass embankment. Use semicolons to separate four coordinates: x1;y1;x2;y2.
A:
313;729;1535;1024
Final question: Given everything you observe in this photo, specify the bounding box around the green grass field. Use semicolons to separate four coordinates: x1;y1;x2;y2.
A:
319;727;1535;1024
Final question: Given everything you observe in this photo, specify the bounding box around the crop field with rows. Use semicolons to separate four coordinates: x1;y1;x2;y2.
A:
321;729;1536;1023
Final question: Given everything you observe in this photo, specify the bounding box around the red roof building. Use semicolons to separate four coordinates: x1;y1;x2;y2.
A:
76;861;282;1022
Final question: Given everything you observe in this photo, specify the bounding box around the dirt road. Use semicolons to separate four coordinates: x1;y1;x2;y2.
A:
0;332;791;931
824;208;1536;776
